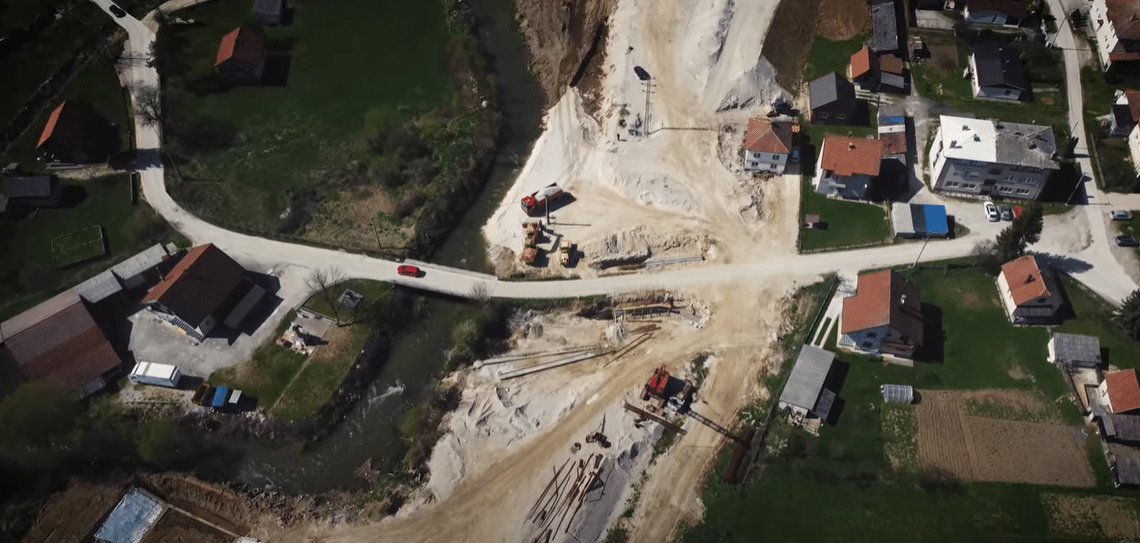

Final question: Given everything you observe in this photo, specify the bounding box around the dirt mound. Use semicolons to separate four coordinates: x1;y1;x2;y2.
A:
515;0;617;107
818;0;870;40
760;0;820;91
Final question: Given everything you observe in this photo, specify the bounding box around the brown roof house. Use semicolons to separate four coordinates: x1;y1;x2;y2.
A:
742;117;797;174
1111;89;1140;137
142;244;264;342
839;269;924;359
996;255;1063;325
1092;0;1140;69
0;295;122;398
813;135;883;200
1094;369;1140;415
215;26;268;84
35;101;116;165
849;46;907;94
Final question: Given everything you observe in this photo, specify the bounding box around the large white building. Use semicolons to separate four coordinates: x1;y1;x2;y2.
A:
1092;0;1140;69
927;115;1059;200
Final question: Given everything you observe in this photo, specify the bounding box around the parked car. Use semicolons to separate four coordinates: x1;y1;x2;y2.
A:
1110;210;1133;221
1116;235;1140;247
108;4;127;17
397;264;421;277
999;205;1013;221
983;201;999;222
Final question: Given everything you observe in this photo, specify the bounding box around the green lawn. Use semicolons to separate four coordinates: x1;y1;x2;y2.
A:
0;174;179;320
684;262;1140;542
911;31;1068;130
3;57;131;172
50;225;107;267
803;34;867;84
159;0;478;252
1082;67;1140;193
211;280;396;421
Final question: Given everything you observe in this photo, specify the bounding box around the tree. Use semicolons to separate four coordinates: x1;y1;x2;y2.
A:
0;382;81;449
133;84;163;127
994;205;1043;262
307;267;346;325
1116;289;1140;342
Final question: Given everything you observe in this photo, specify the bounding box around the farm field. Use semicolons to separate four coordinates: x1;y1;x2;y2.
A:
51;226;107;267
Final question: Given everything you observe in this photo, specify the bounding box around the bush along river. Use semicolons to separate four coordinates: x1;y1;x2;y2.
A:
196;0;545;495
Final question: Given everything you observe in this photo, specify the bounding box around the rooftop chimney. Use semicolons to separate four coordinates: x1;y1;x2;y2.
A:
848;142;856;150
1024;274;1035;284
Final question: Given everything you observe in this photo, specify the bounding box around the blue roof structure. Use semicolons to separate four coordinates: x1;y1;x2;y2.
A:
94;488;165;543
211;386;230;408
914;204;948;236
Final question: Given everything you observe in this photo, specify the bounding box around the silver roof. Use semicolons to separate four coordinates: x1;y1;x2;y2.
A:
779;345;835;411
110;243;169;280
76;271;123;303
93;488;165;543
881;384;914;403
993;121;1059;170
1051;333;1100;363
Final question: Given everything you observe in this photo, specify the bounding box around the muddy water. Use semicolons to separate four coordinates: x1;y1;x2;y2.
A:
209;0;544;494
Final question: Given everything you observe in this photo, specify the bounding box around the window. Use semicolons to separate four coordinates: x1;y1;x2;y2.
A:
861;341;873;349
900;335;909;343
989;168;1002;175
819;112;830;119
836;114;848;121
946;181;960;188
999;186;1013;193
867;332;877;339
1016;188;1031;195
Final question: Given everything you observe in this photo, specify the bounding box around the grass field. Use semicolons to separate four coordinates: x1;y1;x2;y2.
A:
211;280;395;420
0;174;179;320
50;225;107;267
3;56;131;172
1082;67;1140;193
159;0;485;254
803;34;867;85
911;31;1068;131
684;261;1140;542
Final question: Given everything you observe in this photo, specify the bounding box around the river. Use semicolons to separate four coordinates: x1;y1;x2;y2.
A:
203;0;545;494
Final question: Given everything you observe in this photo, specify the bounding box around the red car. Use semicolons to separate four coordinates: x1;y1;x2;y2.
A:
397;264;421;278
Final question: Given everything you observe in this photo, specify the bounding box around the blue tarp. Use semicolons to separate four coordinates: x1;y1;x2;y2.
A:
211;387;229;408
93;488;164;543
913;204;949;236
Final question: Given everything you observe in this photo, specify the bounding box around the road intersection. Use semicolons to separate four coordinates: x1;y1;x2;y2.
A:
89;0;1139;304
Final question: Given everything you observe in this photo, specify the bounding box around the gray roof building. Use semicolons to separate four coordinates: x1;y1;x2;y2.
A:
2;175;55;198
1116;457;1140;487
779;345;836;418
973;41;1028;91
1048;333;1101;368
252;0;286;25
93;488;166;543
809;73;858;124
1103;414;1140;443
870;0;900;53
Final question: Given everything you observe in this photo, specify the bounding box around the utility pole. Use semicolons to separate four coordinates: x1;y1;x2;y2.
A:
371;215;382;249
911;236;931;268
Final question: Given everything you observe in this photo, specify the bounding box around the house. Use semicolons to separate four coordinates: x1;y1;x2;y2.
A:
968;41;1029;101
777;345;837;421
742;117;796;174
1111;89;1140;136
35;101;113;165
215;26;268;83
878;54;906;93
1047;333;1101;368
891;203;949;238
870;0;900;54
813;135;883;200
1;174;59;212
963;0;1027;26
1095;369;1140;414
928;115;1059;200
809;73;858;125
878;106;908;162
839;269;924;359
252;0;286;26
996;255;1063;324
0;294;122;397
142;244;264;342
1091;0;1140;69
850;46;879;91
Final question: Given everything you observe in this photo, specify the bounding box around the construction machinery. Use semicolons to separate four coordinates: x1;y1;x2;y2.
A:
521;222;542;266
559;241;575;266
641;366;670;402
521;183;568;216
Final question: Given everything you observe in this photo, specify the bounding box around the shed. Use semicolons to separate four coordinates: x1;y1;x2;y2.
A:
1047;333;1101;368
891;203;949;238
252;0;286;25
1116;457;1140;487
1102;414;1140;443
93;488;166;543
778;345;836;419
870;0;900;53
881;384;914;404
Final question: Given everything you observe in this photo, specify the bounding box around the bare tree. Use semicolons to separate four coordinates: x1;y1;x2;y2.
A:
469;281;490;305
134;84;163;128
307;267;346;325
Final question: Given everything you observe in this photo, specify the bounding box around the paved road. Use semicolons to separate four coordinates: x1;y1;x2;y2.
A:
89;0;1138;304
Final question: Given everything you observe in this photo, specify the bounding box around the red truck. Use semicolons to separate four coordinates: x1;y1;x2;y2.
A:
521;184;568;216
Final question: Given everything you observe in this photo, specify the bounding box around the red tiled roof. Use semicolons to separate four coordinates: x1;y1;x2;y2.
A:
1000;255;1051;307
215;26;267;67
36;102;67;148
1123;90;1140;122
1107;369;1140;414
3;297;120;391
1106;0;1140;41
879;54;904;75
744;118;793;154
880;132;907;156
143;244;246;328
1110;50;1140;63
820;136;883;177
841;269;924;345
850;46;873;80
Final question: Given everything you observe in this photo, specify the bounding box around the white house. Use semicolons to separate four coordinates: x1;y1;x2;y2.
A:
1091;0;1140;69
742;117;796;174
838;269;924;359
1094;370;1140;415
142;244;262;342
813;135;883;200
1111;89;1140;136
996;255;1064;325
967;41;1029;102
928;115;1059;200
